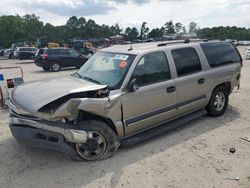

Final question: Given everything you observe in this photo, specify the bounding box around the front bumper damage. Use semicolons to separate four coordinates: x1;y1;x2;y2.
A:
9;114;88;159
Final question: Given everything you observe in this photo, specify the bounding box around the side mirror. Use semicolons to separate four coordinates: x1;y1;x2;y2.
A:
128;78;139;92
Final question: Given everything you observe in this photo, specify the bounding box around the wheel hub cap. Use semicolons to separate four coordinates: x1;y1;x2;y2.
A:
75;131;107;161
214;92;225;111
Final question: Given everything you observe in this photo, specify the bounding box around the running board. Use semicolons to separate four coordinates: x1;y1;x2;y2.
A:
121;109;207;147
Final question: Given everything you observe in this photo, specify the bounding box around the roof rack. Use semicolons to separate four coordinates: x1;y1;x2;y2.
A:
157;39;208;47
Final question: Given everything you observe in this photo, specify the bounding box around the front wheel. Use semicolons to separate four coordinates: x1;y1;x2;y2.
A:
75;120;120;161
206;86;229;117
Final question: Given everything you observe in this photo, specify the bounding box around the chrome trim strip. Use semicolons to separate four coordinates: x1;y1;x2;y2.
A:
125;95;206;126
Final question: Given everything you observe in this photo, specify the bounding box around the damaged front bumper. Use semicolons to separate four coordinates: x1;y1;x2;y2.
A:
10;116;88;143
9;114;88;159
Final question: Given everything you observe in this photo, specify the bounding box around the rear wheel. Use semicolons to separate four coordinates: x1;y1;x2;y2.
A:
75;120;120;161
50;63;60;72
9;53;13;59
206;86;229;117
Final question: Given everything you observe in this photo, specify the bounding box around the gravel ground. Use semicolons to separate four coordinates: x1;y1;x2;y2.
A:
0;47;250;188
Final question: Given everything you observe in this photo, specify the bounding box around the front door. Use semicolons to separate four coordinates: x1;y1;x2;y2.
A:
122;51;177;136
58;49;72;67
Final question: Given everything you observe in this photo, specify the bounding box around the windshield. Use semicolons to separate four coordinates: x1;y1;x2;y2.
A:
77;52;135;88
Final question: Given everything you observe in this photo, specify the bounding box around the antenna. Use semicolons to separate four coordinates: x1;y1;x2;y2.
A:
128;44;133;51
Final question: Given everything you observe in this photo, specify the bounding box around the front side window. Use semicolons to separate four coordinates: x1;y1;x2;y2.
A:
46;49;57;55
68;49;79;57
132;51;171;86
201;42;242;67
172;47;202;76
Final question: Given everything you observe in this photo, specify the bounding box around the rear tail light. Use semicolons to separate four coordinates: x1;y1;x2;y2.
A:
42;54;48;59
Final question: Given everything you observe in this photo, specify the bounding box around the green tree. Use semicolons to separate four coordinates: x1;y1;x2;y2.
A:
188;22;198;33
0;15;25;47
139;22;149;40
148;27;165;38
125;27;139;41
110;23;122;36
164;20;175;34
175;22;183;34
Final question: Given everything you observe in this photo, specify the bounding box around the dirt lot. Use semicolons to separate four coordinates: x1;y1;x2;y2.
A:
0;47;250;188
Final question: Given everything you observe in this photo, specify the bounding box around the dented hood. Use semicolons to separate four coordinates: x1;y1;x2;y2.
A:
12;76;107;113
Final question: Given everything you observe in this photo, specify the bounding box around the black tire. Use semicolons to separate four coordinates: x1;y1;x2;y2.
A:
9;53;13;59
50;63;61;72
75;120;120;161
206;85;229;117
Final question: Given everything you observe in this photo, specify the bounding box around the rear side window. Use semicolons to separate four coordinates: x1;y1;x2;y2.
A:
132;51;171;86
172;47;202;76
59;49;70;56
46;49;57;55
201;42;242;67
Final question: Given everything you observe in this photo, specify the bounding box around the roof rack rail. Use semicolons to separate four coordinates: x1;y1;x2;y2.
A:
157;39;208;47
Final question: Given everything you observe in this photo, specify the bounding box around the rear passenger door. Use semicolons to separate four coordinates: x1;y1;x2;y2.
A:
171;47;209;115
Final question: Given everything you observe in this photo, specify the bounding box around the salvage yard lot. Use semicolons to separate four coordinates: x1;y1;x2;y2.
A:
0;46;250;188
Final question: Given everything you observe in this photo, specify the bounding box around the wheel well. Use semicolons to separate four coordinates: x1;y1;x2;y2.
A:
77;111;118;135
214;82;231;94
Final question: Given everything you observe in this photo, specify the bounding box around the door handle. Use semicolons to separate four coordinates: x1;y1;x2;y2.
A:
167;86;176;93
198;78;205;85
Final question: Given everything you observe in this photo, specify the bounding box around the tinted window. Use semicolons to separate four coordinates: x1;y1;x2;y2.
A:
19;48;34;52
132;51;171;86
68;49;79;57
201;42;242;67
59;49;70;56
46;49;57;55
172;48;202;76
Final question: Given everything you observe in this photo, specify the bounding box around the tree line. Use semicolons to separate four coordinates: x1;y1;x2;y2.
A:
0;14;250;48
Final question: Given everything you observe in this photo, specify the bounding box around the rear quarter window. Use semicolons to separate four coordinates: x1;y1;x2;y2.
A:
201;42;242;67
46;49;57;55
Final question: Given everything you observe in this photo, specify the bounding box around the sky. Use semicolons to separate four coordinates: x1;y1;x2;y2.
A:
1;0;250;29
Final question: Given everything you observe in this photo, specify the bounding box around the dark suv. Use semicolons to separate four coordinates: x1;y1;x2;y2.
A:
35;48;88;71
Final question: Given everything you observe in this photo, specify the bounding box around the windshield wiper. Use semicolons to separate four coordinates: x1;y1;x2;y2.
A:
71;72;83;78
83;76;101;85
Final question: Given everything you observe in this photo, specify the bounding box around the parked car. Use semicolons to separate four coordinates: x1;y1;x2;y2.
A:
13;47;38;60
244;47;250;59
0;49;4;56
4;49;14;59
34;48;88;71
9;40;242;161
